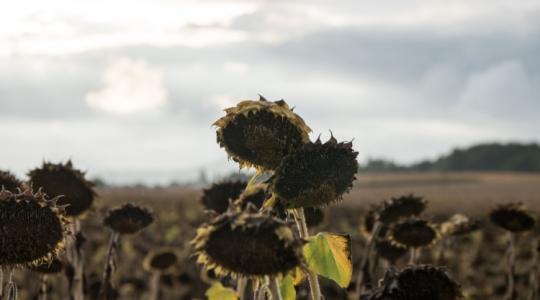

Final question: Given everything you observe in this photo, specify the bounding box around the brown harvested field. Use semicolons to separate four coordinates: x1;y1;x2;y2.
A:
96;171;540;216
345;171;540;216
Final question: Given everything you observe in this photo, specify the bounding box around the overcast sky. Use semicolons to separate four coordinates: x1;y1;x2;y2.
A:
1;0;540;184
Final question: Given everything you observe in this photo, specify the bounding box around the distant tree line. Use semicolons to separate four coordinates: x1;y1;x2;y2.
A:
360;143;540;172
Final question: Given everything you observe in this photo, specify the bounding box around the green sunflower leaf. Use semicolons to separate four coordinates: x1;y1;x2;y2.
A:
303;232;352;288
279;274;296;300
206;282;238;300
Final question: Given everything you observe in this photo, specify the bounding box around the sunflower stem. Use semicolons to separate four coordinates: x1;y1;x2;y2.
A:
409;248;418;265
38;274;48;300
268;277;283;300
149;272;160;300
67;220;84;300
256;281;268;300
294;208;322;300
437;236;448;265
355;221;382;296
528;242;539;300
505;232;517;300
0;267;3;299
7;268;16;300
237;278;247;300
98;231;119;300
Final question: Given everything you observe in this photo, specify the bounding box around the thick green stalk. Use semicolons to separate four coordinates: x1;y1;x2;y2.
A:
294;208;322;300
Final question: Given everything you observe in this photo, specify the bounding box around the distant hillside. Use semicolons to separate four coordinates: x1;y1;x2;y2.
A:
361;143;540;172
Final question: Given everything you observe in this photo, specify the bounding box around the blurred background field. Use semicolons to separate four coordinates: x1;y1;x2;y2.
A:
67;170;538;299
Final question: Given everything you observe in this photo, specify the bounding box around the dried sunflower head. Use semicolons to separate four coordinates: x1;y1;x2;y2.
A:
272;136;358;208
201;180;247;214
143;249;178;273
0;189;68;268
28;161;96;217
103;203;154;234
191;210;304;280
361;204;388;239
234;183;268;211
0;170;23;193
31;257;64;274
378;194;427;225
362;265;463;300
489;203;536;233
214;97;311;170
440;214;481;236
391;218;438;249
375;239;408;264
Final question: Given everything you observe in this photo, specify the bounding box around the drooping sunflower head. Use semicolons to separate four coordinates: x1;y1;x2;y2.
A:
0;170;24;193
361;204;388;239
272;136;358;208
191;210;304;280
489;202;536;233
440;214;482;236
201;180;247;214
375;239;408;264
28;160;96;217
214;97;312;170
378;194;427;225
0;189;68;268
143;249;178;273
362;265;463;300
103;203;154;234
234;183;268;211
31;257;64;274
390;218;439;249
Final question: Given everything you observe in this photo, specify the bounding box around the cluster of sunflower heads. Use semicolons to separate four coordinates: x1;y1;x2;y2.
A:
489;202;536;233
214;96;359;209
0;188;69;268
362;194;437;261
191;208;304;280
194;96;358;287
361;265;464;300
